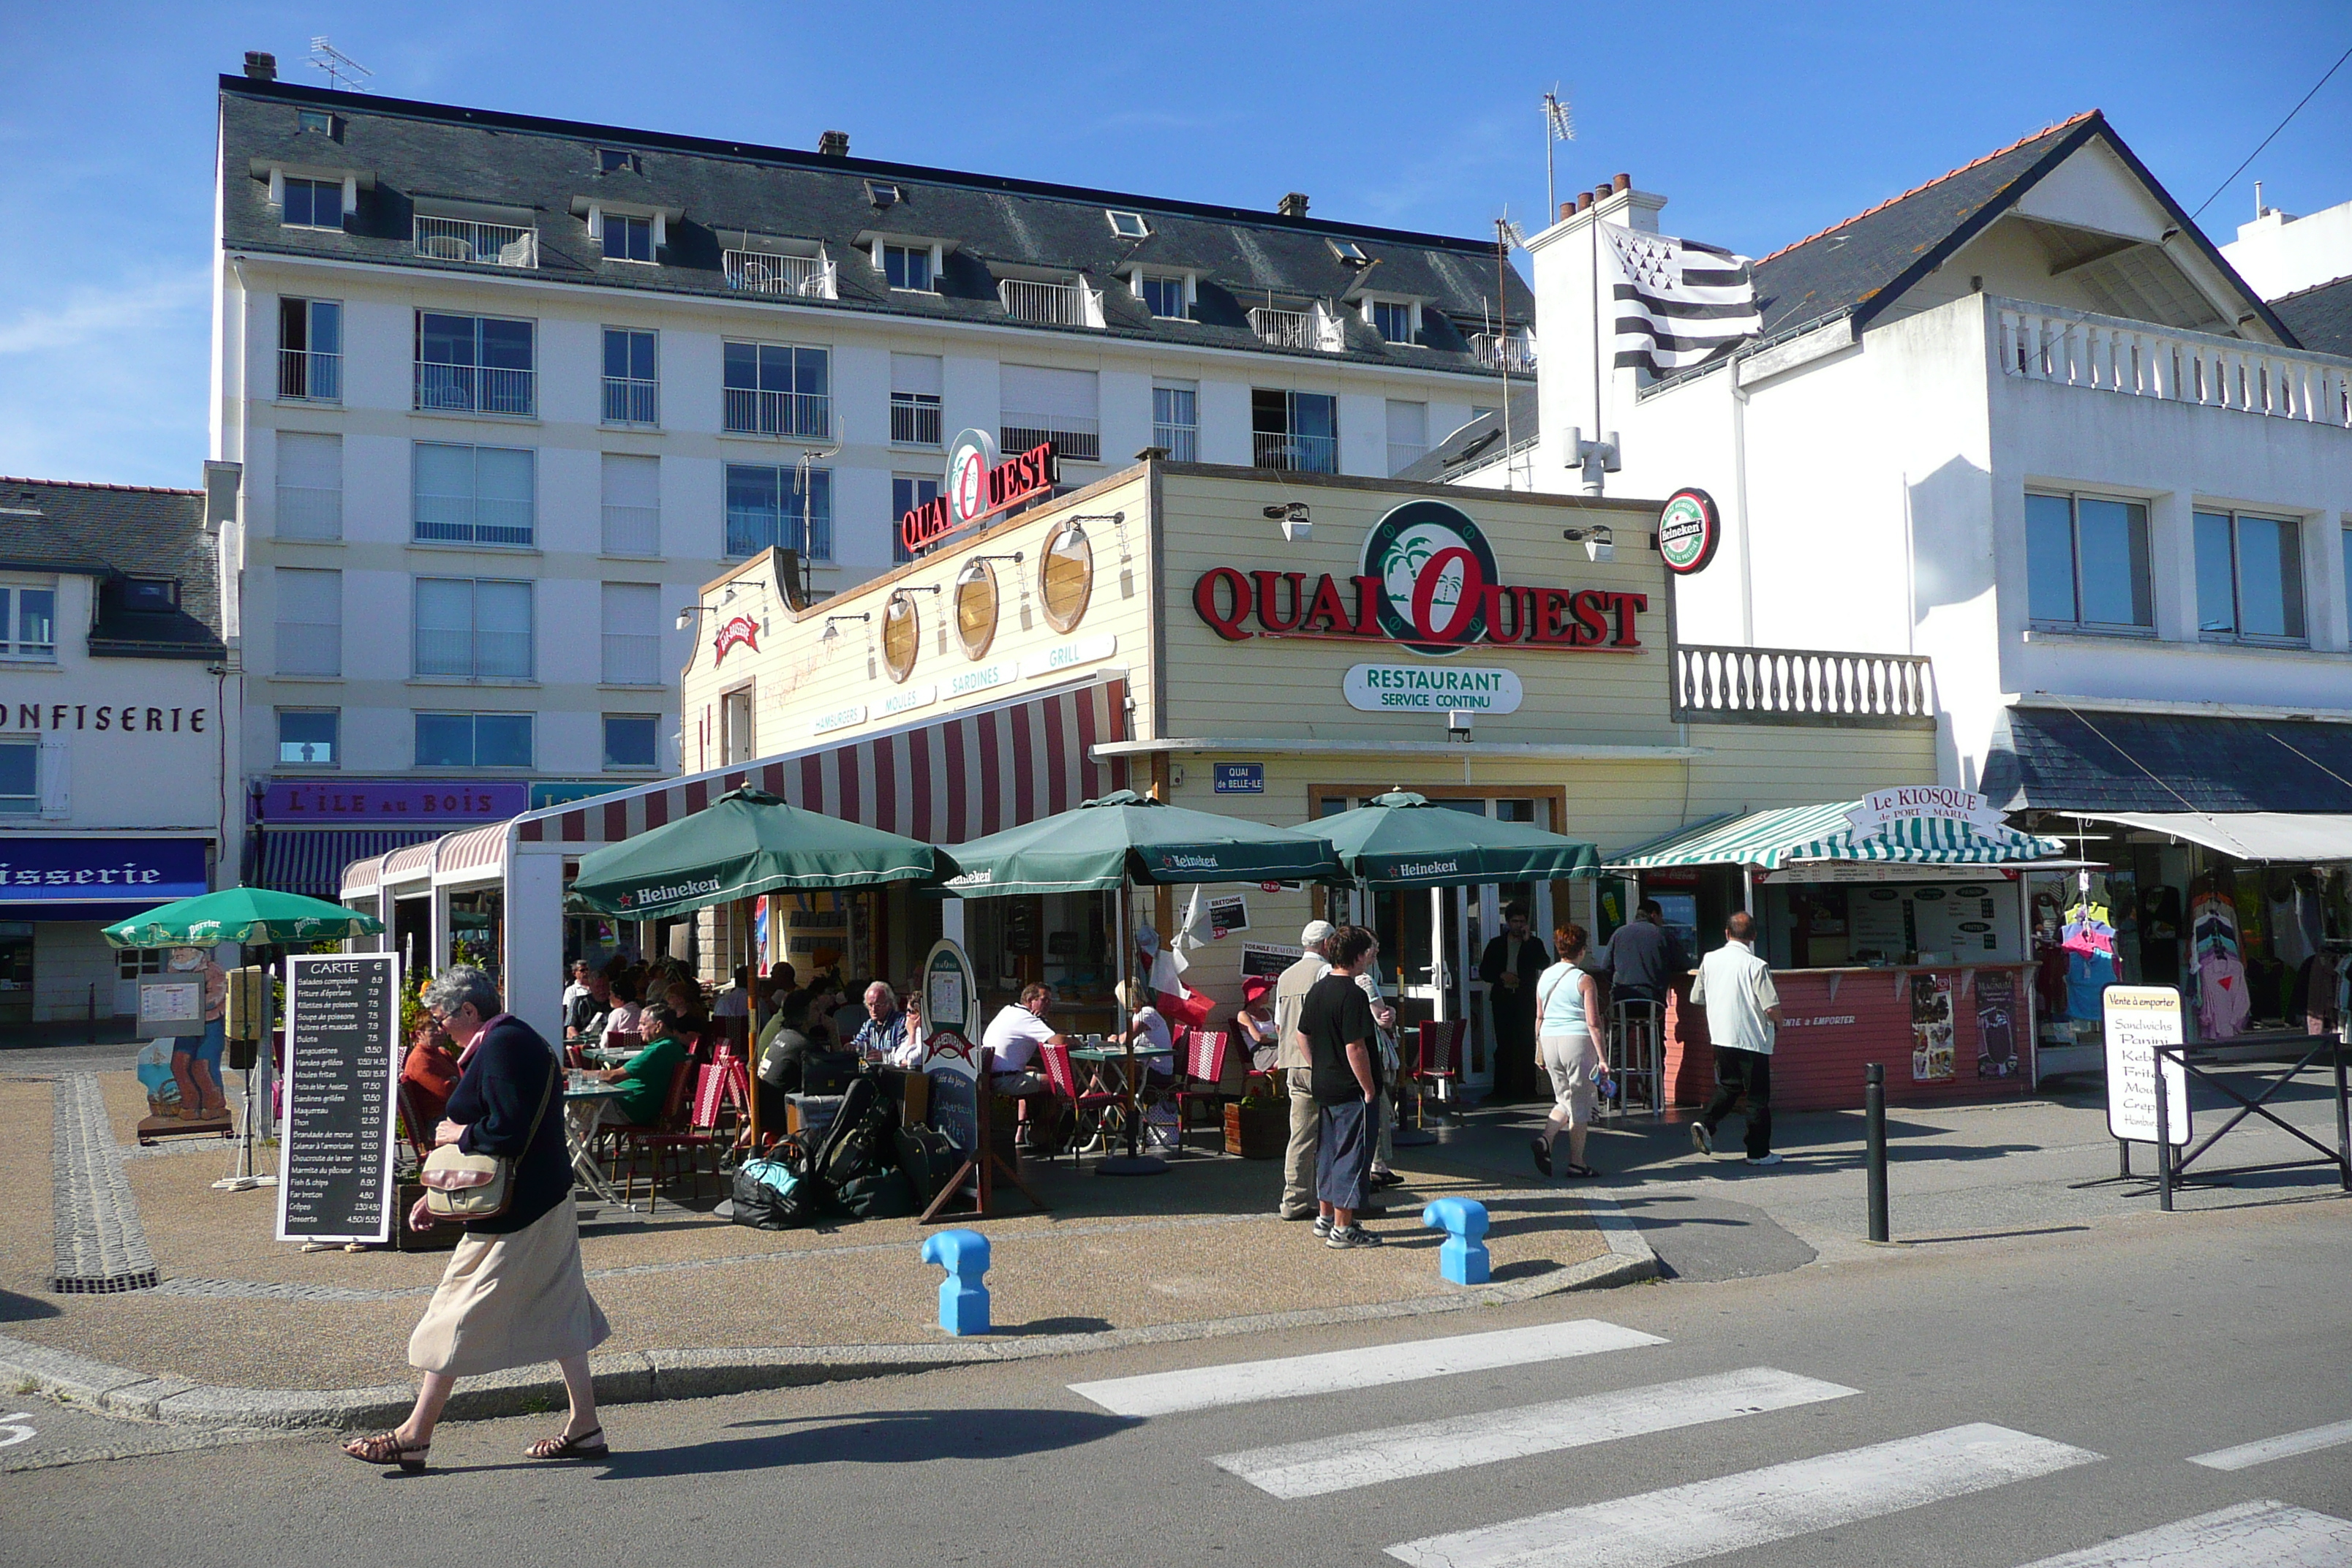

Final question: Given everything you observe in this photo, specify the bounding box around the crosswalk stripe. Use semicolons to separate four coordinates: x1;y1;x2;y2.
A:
1384;1422;2100;1568
2188;1417;2352;1471
2007;1500;2352;1566
1067;1319;1666;1418
1215;1367;1859;1499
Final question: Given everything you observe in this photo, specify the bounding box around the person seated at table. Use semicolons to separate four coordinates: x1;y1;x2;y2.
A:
591;1002;687;1128
981;983;1063;1093
563;963;611;1044
401;1024;462;1137
1236;975;1280;1072
712;965;753;1023
596;976;644;1056
1110;979;1176;1080
832;982;872;1051
847;981;916;1066
755;992;816;1104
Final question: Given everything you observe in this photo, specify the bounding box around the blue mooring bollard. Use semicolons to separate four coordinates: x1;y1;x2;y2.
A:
920;1229;991;1335
1420;1197;1490;1285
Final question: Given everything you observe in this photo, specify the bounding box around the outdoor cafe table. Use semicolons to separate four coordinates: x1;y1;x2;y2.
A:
1071;1042;1177;1153
562;1076;638;1210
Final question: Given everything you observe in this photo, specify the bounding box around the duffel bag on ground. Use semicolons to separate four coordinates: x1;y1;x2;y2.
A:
835;1169;915;1220
731;1147;822;1229
893;1123;961;1207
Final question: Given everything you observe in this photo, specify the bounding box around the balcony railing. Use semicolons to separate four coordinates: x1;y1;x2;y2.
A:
1996;300;2352;426
277;347;341;402
1253;430;1338;473
1471;330;1538;375
1673;644;1936;728
1001;415;1100;462
1154;423;1199;461
412;216;538;268
602;376;658;426
415;362;536;417
1000;278;1102;328
602;633;662;687
275;484;342;540
723;249;836;300
414;494;535;549
602;502;659;557
1249;304;1346;353
721;388;831;440
891;395;942;447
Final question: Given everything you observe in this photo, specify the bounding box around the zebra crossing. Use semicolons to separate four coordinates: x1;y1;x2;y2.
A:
1068;1317;2352;1567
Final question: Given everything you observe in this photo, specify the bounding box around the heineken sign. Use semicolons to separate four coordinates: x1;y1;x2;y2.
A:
1192;499;1646;655
1658;487;1720;576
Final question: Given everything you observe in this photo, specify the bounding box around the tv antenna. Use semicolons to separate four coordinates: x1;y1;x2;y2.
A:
1493;216;1527;489
1542;88;1575;217
309;37;374;92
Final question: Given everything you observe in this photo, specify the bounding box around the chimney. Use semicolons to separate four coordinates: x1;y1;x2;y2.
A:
1575;190;1593;212
817;129;849;158
1278;192;1309;218
1612;172;1629;193
243;50;277;81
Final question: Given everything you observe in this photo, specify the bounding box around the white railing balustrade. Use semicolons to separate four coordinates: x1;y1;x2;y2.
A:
1000;278;1101;327
721;388;831;440
1253;431;1338;473
1995;299;2352;427
602;377;657;426
277;348;341;402
1673;645;1936;728
723;250;836;300
602;633;661;687
413;217;538;268
1471;331;1538;375
413;494;535;549
890;396;942;447
414;363;536;417
275;484;342;540
1250;306;1313;350
1153;423;1199;461
601;503;660;557
1000;416;1101;461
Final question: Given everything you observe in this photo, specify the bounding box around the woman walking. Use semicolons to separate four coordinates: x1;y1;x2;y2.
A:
344;966;611;1472
1531;924;1607;1179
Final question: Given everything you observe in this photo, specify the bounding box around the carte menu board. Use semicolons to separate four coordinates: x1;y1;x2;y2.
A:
274;954;402;1244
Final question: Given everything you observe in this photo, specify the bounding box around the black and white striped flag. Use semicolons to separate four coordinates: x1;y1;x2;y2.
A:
1602;222;1760;377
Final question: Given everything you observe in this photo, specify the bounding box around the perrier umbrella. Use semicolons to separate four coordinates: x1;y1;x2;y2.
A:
102;886;385;948
570;786;941;921
938;789;1341;896
1314;791;1600;887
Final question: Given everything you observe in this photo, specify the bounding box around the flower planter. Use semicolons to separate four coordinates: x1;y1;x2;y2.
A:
1224;1101;1286;1159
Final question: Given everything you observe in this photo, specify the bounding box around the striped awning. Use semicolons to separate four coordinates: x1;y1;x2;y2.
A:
1608;801;2066;870
265;828;440;900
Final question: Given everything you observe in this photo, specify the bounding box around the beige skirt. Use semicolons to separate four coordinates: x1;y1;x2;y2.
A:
407;1193;611;1376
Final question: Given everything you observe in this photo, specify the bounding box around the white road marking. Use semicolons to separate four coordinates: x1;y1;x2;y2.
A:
1384;1422;2100;1568
1215;1366;1858;1499
2008;1500;2352;1567
1067;1319;1666;1418
2188;1417;2352;1472
0;1414;34;1450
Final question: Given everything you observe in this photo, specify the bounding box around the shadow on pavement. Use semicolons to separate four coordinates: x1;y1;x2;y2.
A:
570;1407;1139;1478
0;1289;60;1322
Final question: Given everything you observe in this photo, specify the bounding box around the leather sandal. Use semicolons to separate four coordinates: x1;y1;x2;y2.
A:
525;1425;608;1460
343;1431;430;1471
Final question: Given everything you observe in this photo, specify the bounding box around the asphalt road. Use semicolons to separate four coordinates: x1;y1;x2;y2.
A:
6;1194;2349;1568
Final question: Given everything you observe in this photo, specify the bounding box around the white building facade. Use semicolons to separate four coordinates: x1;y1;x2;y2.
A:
211;63;1527;894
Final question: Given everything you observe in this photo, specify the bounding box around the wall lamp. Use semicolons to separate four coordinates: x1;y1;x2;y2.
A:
821;612;870;642
1059;512;1123;549
1561;523;1616;562
675;603;722;631
963;551;1025;576
1262;501;1311;543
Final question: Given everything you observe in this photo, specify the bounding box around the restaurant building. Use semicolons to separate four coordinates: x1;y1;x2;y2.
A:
347;453;1972;1101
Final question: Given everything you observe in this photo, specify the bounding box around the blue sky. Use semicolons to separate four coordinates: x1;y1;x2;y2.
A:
1;0;2343;486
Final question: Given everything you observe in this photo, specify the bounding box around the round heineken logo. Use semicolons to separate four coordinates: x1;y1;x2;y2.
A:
1658;488;1720;576
1358;499;1500;657
944;428;1000;526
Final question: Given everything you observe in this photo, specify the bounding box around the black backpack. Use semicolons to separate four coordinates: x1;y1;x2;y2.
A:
835;1169;916;1220
813;1071;894;1192
893;1123;960;1207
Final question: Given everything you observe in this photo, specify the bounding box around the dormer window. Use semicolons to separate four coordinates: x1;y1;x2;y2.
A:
283;177;344;230
1368;298;1419;344
1106;209;1150;239
298;109;333;135
602;212;654;263
122;578;180;612
866;180;901;209
882;243;933;291
1137;271;1192;320
597;148;640;175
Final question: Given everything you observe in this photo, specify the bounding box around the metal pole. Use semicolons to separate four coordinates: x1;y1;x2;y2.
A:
1099;881;1165;1177
1864;1062;1889;1243
2155;1046;2174;1212
2118;1138;2131;1178
2332;1030;2350;1194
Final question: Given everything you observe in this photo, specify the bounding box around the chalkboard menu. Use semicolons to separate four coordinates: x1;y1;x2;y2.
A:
274;954;402;1244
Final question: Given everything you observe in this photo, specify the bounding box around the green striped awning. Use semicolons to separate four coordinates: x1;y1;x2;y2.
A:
1607;802;2065;871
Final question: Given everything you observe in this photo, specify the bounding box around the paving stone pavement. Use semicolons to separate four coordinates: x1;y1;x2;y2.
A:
48;1074;157;1295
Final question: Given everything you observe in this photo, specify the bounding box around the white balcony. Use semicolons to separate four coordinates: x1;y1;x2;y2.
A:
722;387;832;441
1471;329;1538;375
1249;304;1347;353
1000;277;1104;328
415;362;536;417
277;347;341;402
602;376;658;426
601;502;660;557
891;394;942;447
724;249;837;301
1253;430;1338;473
1154;422;1199;461
1001;415;1100;462
413;216;538;268
1996;300;2352;426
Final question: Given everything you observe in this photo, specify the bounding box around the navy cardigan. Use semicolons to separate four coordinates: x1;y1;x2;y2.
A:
445;1015;571;1234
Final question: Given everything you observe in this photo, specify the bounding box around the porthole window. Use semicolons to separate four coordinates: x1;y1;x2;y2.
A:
954;560;998;659
1039;519;1094;633
881;590;920;682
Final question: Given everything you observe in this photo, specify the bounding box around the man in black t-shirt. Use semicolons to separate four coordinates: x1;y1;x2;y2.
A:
1298;925;1385;1249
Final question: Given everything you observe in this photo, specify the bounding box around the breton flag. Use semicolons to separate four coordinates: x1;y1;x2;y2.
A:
1602;222;1760;377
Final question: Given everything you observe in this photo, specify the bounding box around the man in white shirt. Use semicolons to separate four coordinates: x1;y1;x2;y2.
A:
981;983;1061;1090
1689;911;1783;1166
712;965;753;1021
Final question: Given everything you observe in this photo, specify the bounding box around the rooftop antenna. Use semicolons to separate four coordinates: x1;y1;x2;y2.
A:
309;37;374;93
1495;215;1527;490
1542;88;1575;219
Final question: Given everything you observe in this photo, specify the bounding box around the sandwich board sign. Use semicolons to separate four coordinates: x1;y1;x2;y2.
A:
2102;984;2190;1147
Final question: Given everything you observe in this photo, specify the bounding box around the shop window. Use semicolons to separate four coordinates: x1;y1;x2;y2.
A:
1039;518;1093;633
724;463;831;561
414;577;534;680
276;709;339;766
954;559;998;659
118;946;167;982
0;584;58;661
2195;509;2306;642
415;712;532;769
1153;382;1198;461
603;714;659;770
881;591;920;683
2024;491;2152;631
892;475;939;565
0;740;34;815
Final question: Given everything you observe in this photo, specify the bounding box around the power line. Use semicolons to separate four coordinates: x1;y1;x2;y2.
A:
2188;42;2352;219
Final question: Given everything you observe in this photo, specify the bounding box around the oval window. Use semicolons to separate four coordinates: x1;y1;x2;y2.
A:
881;590;920;683
954;561;998;660
1039;519;1094;633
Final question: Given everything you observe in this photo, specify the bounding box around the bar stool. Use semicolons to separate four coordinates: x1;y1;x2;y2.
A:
1607;998;1666;1118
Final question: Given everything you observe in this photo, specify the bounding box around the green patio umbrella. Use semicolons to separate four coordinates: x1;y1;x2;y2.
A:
570;787;941;921
1315;791;1601;887
938;790;1341;897
102;887;385;949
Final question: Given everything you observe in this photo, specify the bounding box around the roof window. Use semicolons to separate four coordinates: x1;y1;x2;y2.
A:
597;148;640;175
865;180;901;210
1106;209;1150;239
1328;238;1371;266
298;109;333;135
122;578;180;612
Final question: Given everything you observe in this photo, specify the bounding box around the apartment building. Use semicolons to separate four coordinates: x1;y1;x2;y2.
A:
211;59;1529;890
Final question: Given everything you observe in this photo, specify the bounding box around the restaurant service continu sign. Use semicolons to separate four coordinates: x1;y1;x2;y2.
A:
1192;499;1646;657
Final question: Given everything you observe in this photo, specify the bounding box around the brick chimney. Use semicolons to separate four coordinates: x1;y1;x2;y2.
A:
1278;192;1309;218
817;129;849;157
244;50;277;81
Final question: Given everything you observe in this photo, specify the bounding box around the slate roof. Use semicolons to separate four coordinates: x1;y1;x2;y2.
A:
2269;274;2352;358
1980;707;2352;814
219;78;1531;373
1394;385;1539;483
0;478;224;660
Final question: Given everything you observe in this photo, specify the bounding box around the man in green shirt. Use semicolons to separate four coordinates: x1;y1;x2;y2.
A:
594;1002;688;1126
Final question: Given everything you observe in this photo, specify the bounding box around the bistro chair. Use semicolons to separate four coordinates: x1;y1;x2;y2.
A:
629;1057;747;1205
1036;1040;1120;1165
1167;1025;1235;1156
614;1057;700;1209
1407;1019;1466;1128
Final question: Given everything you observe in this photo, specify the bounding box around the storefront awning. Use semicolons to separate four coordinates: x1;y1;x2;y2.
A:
267;829;440;900
1607;801;2065;870
2072;811;2352;863
1983;706;2352;813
